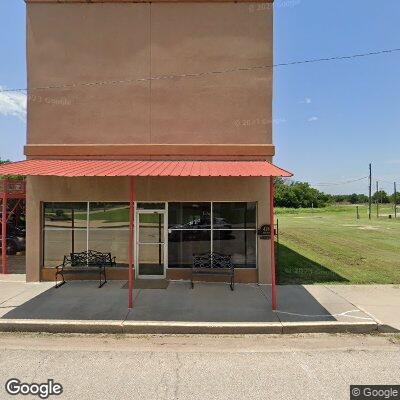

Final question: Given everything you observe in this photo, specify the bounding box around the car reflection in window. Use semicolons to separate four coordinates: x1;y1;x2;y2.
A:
169;216;233;242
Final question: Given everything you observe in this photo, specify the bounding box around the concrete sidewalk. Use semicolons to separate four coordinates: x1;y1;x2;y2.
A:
327;285;400;333
0;279;397;334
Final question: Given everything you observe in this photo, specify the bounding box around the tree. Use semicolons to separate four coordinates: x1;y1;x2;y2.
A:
372;190;390;204
274;180;332;208
349;193;359;204
331;193;368;204
348;193;368;204
274;179;374;208
0;159;22;180
0;159;8;179
357;194;369;203
332;194;347;203
390;192;400;204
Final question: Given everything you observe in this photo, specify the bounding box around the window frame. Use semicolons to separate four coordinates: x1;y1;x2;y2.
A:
42;201;258;269
42;201;131;267
42;202;89;267
167;201;257;269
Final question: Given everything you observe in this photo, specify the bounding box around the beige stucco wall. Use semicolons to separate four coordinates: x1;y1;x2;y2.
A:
26;2;273;147
26;176;273;283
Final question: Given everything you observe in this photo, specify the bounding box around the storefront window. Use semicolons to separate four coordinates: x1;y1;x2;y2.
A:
43;201;257;269
88;203;130;267
213;230;256;268
213;202;256;229
43;203;87;267
43;202;87;229
168;230;211;268
168;202;256;268
42;202;129;267
168;203;211;229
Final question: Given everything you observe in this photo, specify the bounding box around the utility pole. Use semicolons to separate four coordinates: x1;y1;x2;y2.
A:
376;181;379;218
395;182;397;219
368;163;372;220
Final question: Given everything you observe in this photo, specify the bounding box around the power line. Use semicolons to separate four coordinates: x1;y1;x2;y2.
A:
377;179;398;185
312;176;398;190
312;176;369;187
1;47;400;93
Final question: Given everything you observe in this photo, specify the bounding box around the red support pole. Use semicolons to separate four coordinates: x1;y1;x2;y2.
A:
270;177;277;310
128;177;135;309
1;179;8;274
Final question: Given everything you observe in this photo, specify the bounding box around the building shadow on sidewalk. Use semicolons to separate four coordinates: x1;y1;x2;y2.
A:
0;280;345;323
1;281;131;321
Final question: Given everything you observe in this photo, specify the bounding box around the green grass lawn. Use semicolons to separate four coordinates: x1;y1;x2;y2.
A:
276;204;400;285
74;207;159;224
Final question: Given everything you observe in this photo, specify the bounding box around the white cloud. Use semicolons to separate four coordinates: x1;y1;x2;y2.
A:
0;86;27;121
300;97;312;104
308;116;318;122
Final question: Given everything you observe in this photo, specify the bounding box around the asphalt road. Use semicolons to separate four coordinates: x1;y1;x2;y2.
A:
0;333;399;400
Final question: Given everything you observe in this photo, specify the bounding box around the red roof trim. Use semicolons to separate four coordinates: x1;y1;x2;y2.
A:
0;160;293;178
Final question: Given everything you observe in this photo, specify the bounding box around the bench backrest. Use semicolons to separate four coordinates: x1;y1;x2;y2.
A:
193;252;233;269
64;250;112;268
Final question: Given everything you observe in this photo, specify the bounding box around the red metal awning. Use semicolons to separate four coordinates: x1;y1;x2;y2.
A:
0;160;292;178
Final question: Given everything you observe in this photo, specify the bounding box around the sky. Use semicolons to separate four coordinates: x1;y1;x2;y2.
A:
0;0;399;194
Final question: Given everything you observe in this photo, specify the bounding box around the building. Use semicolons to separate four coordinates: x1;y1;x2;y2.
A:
0;0;291;308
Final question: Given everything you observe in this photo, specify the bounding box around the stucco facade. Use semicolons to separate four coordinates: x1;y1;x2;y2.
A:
25;0;274;159
24;0;275;284
27;176;272;283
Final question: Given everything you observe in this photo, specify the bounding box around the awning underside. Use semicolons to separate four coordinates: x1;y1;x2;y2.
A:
0;160;293;178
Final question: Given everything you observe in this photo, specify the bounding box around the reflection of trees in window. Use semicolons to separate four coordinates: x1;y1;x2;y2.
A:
43;203;87;267
89;203;130;267
42;202;130;268
213;202;256;229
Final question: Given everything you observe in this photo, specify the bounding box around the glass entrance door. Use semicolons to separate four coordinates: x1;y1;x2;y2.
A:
136;211;166;278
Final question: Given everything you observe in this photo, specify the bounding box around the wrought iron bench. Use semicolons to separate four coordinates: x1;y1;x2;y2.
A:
55;250;116;289
192;252;235;291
